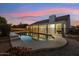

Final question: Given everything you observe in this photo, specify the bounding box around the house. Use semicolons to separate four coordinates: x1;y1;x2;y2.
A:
26;15;70;40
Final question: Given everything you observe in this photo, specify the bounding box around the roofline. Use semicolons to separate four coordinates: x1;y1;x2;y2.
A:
30;14;70;25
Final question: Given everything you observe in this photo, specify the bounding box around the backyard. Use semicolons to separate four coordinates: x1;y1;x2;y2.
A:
31;38;79;56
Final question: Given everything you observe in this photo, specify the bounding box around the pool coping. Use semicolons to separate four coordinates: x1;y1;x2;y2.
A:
31;38;68;52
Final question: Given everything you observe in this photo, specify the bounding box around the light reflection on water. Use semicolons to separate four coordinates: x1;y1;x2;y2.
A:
19;35;32;42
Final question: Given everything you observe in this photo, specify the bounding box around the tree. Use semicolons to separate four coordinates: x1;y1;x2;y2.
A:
67;26;79;35
0;16;7;24
12;22;28;28
0;24;10;36
0;16;10;36
19;22;28;28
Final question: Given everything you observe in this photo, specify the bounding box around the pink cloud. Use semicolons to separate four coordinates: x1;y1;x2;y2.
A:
8;8;79;17
71;20;79;26
4;8;79;25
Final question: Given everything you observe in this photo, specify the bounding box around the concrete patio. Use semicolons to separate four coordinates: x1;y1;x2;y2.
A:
10;33;67;51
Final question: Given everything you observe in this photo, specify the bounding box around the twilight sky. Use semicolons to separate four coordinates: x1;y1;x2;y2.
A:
0;3;79;26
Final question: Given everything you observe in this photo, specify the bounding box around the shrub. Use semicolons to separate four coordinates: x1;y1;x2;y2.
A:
67;26;79;35
0;24;11;36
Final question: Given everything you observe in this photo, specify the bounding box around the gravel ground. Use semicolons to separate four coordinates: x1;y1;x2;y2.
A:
31;38;79;56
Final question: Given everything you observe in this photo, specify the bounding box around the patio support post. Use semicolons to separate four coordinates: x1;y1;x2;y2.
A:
28;26;30;36
26;26;27;36
31;26;33;40
46;24;48;40
55;24;56;34
32;26;33;37
38;24;39;40
30;26;31;36
62;23;65;37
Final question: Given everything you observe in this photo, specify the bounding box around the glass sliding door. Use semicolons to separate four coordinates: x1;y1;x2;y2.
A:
48;24;55;40
39;25;46;40
39;25;46;34
32;25;39;40
48;24;55;35
55;23;62;34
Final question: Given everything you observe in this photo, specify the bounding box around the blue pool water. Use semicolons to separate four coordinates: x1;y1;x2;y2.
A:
19;35;33;42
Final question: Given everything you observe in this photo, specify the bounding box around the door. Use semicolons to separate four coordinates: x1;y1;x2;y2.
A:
55;23;62;34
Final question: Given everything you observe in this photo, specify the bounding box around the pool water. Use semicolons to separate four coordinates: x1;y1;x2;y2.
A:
19;35;33;42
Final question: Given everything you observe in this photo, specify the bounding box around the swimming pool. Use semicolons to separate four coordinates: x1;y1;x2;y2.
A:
19;35;33;42
11;32;67;51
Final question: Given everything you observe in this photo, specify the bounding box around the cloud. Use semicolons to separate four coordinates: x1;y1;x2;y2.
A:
7;8;79;17
2;7;79;25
